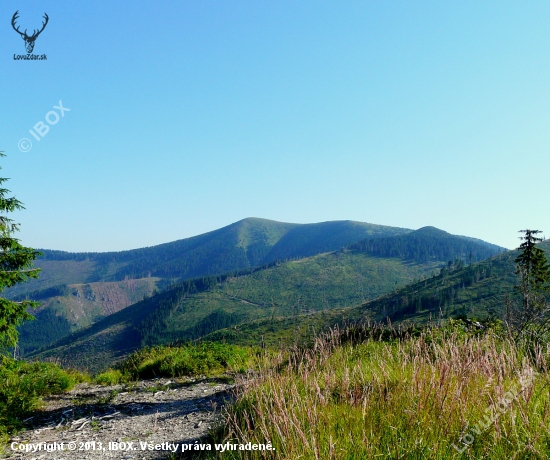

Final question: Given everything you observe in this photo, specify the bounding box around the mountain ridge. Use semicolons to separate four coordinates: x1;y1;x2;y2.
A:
29;225;505;371
13;218;416;354
14;218;413;293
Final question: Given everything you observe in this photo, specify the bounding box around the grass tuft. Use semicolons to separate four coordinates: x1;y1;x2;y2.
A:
94;369;128;386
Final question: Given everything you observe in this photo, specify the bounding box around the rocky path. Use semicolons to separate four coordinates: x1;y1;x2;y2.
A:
6;377;235;460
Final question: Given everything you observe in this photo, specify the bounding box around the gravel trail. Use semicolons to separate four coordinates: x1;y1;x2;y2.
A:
6;377;234;460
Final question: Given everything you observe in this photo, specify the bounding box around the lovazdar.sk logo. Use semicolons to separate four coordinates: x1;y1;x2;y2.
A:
11;11;49;60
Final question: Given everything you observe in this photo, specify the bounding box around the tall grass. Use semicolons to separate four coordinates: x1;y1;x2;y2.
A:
213;323;550;459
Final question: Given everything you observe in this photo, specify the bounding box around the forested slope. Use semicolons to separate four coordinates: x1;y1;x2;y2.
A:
9;218;411;298
206;241;550;348
17;278;159;355
13;218;415;354
32;227;503;371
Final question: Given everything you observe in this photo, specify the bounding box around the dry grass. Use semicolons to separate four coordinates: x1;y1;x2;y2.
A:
211;323;550;459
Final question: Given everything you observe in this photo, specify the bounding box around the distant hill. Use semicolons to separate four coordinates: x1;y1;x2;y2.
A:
10;218;412;297
348;226;503;263
31;227;505;371
13;218;412;353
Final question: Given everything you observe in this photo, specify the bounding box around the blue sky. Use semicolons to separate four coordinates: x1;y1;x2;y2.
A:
1;1;549;251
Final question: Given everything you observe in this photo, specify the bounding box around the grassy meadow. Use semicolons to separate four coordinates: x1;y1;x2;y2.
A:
204;322;550;459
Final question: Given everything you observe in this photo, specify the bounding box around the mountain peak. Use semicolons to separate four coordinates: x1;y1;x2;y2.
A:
412;226;451;237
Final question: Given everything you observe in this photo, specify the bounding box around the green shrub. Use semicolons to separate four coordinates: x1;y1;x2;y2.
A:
66;368;92;384
118;342;254;380
0;357;79;440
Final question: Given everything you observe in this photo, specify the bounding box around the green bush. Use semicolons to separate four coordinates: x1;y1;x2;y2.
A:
118;342;253;380
0;357;80;440
66;368;92;384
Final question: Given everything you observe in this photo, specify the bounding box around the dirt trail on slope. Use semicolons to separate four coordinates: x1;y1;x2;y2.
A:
7;377;235;460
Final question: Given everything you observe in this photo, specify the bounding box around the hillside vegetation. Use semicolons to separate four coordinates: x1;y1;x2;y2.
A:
9;218;412;298
12;218;415;354
31;228;503;371
204;248;529;348
357;242;550;323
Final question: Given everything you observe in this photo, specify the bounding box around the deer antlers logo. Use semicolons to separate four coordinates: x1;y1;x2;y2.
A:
11;11;49;54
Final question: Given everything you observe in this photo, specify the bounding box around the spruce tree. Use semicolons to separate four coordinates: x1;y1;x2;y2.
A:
508;229;550;344
515;229;550;293
0;153;41;350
